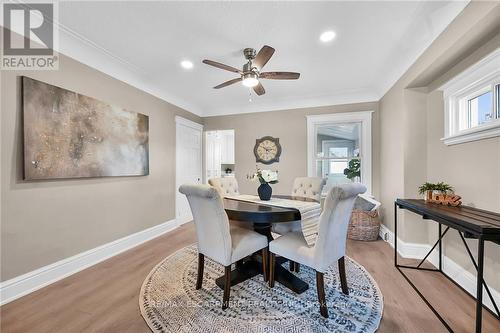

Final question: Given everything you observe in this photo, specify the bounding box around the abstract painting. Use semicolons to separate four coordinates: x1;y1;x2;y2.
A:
23;77;149;180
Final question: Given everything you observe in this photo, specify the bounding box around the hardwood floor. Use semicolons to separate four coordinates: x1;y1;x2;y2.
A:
1;223;499;332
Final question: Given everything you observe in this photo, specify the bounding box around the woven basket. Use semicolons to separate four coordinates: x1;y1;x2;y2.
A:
348;209;381;241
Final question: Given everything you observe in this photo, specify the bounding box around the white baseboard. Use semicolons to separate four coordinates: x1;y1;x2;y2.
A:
379;224;500;313
177;213;193;225
0;219;178;306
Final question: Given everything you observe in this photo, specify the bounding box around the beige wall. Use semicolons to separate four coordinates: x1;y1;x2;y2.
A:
203;102;379;198
379;1;500;289
426;90;500;290
0;48;201;281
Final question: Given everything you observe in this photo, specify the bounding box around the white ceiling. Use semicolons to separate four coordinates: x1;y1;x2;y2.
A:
55;1;469;116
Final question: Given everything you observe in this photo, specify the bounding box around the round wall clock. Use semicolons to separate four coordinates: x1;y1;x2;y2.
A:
254;136;281;164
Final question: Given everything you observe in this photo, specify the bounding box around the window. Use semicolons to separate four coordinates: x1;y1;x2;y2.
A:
441;48;500;145
307;111;372;195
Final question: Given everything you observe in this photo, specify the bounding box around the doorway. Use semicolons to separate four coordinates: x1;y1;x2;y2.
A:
175;116;203;224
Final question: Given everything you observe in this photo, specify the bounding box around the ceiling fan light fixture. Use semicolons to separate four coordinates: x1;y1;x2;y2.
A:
242;73;259;87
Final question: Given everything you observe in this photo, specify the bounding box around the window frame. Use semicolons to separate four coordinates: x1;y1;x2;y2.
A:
306;111;373;196
441;48;500;146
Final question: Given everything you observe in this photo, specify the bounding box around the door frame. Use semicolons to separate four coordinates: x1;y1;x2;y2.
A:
175;116;203;225
306;111;373;195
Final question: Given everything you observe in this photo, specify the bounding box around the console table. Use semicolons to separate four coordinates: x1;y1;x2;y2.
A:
394;199;500;333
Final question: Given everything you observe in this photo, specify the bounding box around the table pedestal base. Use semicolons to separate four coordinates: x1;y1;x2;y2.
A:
215;256;308;294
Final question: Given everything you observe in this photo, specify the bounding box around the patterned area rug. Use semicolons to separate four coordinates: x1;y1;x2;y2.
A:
140;245;383;333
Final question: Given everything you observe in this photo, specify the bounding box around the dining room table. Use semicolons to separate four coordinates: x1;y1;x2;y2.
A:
214;194;317;294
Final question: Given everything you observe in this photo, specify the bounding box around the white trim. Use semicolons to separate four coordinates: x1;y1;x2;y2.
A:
174;116;203;131
306;111;373;195
440;48;500;145
202;91;379;117
441;119;500;145
379;224;500;313
0;219;178;306
175;117;203;224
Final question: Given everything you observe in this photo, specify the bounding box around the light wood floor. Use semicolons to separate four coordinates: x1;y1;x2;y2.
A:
1;223;499;332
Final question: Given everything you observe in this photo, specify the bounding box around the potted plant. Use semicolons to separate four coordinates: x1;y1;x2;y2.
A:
418;182;437;201
435;182;454;194
343;159;361;182
418;182;454;201
251;168;278;201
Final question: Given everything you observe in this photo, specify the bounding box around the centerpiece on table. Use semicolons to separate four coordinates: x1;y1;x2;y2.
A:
250;168;278;201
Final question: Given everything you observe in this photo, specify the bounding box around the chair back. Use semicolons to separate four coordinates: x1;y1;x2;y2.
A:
208;177;240;197
313;183;366;272
291;177;326;201
178;184;232;265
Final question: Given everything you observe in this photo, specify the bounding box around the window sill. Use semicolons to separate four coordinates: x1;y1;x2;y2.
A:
441;120;500;145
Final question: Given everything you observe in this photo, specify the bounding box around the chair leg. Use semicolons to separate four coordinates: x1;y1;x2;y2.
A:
196;253;204;290
269;253;275;288
316;271;329;318
261;247;269;282
222;265;231;310
295;262;300;273
338;256;349;295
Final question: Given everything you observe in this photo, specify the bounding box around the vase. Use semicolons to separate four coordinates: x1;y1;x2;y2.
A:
258;183;272;201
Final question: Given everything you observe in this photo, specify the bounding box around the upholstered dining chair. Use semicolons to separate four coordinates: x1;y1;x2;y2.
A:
208;177;252;230
273;177;326;233
208;177;240;197
179;184;269;310
272;177;326;272
268;183;366;318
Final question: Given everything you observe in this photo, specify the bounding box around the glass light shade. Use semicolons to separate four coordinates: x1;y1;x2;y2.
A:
242;73;259;87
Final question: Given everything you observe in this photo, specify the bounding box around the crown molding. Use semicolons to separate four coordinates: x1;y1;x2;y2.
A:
202;89;379;117
53;18;204;116
57;23;380;118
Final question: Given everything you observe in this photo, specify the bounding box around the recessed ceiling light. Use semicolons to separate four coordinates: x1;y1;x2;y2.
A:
180;60;193;69
320;30;336;43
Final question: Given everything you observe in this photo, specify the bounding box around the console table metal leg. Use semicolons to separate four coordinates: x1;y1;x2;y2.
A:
394;202;398;267
438;223;442;272
475;236;484;333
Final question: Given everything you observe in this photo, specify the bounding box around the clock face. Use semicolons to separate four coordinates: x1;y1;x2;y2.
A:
254;136;281;164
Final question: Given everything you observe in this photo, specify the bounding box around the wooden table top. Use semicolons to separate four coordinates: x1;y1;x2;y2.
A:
223;195;317;224
396;199;500;239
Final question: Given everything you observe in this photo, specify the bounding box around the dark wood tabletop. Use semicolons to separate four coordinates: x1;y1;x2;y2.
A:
396;199;500;240
223;195;317;224
219;194;317;294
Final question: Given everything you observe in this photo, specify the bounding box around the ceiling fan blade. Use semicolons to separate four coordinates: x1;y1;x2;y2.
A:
213;77;242;89
260;72;300;80
253;82;265;96
202;59;241;73
253;45;275;70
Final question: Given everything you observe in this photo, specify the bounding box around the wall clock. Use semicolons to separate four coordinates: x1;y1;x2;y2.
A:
254;136;281;164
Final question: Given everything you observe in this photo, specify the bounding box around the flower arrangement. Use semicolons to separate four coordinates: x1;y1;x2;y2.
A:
249;167;278;200
251;168;279;184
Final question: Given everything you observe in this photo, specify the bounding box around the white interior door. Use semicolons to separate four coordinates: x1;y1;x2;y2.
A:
176;116;203;224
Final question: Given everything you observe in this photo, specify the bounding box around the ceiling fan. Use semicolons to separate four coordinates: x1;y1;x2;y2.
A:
202;45;300;96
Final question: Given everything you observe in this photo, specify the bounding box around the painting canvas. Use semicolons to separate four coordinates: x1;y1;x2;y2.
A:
23;77;149;180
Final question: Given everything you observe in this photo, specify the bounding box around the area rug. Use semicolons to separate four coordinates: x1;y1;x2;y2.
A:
140;245;383;333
